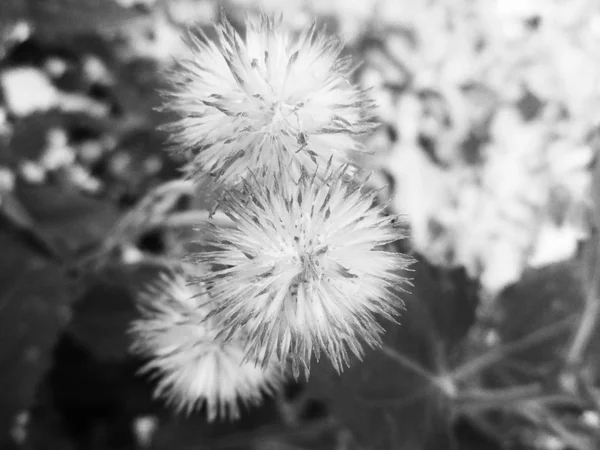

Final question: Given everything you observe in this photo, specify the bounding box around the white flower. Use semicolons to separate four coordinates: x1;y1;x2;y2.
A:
129;270;284;421
162;13;377;185
191;164;412;376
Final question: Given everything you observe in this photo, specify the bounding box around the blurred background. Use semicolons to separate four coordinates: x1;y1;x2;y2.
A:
1;0;599;449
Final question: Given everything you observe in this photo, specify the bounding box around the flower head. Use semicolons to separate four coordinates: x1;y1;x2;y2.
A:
162;13;377;185
191;164;412;375
129;270;284;421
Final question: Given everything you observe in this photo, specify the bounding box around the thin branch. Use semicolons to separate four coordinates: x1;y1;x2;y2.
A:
585;385;600;414
161;209;234;228
565;239;600;365
543;409;592;450
380;345;442;388
456;383;541;411
517;404;591;450
451;314;577;381
456;384;582;413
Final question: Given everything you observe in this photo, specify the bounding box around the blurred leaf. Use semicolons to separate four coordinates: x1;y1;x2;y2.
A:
305;256;479;450
8;114;65;165
0;189;36;230
591;133;600;234
490;260;584;385
24;0;152;39
0;1;27;54
28;334;157;450
14;180;119;257
488;257;600;399
0;0;27;24
0;228;72;447
461;260;597;448
65;262;167;361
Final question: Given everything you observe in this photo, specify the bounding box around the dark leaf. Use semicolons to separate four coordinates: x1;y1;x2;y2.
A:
8;114;64;166
305;256;479;450
0;228;72;447
25;0;152;39
65;262;167;362
0;0;27;56
14;180;119;257
464;260;594;447
489;260;584;385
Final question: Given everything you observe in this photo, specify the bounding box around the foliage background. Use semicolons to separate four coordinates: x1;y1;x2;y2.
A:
1;0;599;449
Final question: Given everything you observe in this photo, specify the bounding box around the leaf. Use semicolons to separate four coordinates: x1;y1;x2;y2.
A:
25;0;152;39
0;0;27;25
0;189;36;231
0;228;72;447
305;256;479;450
14;179;119;257
8;113;64;165
490;260;584;385
27;334;157;450
0;0;27;54
459;260;593;447
65;262;167;362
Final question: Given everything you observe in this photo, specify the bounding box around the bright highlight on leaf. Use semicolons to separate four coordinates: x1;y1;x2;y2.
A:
129;270;284;421
161;13;377;185
191;164;413;376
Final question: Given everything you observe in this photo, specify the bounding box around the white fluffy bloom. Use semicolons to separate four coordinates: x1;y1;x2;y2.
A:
129;271;284;421
162;13;377;185
191;165;412;375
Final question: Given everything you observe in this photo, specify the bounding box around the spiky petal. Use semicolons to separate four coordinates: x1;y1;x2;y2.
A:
129;270;284;421
191;165;413;376
162;13;377;185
